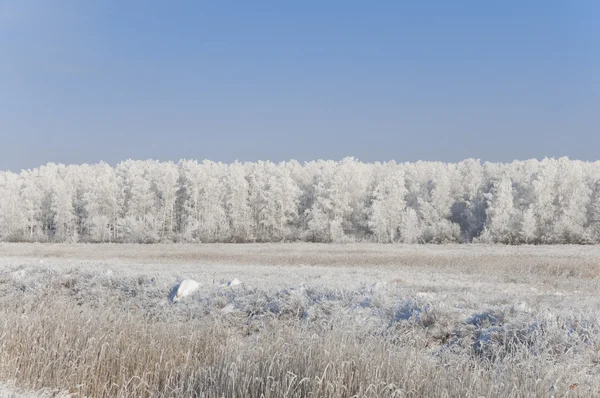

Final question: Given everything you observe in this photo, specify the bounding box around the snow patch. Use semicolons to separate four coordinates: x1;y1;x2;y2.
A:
228;278;241;287
170;279;200;303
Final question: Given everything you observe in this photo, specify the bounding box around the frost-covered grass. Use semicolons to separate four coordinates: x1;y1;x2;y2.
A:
1;243;600;397
0;382;62;398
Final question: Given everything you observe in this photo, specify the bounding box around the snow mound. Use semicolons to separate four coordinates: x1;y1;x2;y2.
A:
228;278;241;287
170;279;200;303
11;269;27;280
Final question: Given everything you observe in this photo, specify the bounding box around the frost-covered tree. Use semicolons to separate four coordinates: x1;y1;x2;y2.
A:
51;172;77;242
225;162;253;242
520;207;536;243
481;176;518;244
529;158;559;243
416;163;461;243
450;159;486;241
305;162;339;242
178;160;203;242
306;158;370;242
195;161;230;242
81;162;123;242
368;163;407;243
149;161;179;241
399;208;421;243
19;169;45;241
117;160;161;242
587;180;600;241
552;158;590;243
2;157;600;244
0;172;26;240
247;161;300;242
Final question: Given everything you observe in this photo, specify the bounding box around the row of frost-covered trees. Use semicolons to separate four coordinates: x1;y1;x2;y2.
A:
1;157;600;244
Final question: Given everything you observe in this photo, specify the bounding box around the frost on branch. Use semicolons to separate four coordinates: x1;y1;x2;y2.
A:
0;157;598;244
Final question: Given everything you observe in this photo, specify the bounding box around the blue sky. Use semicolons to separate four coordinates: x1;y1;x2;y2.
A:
1;1;598;171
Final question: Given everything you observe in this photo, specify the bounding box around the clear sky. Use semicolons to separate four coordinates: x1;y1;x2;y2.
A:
1;1;598;171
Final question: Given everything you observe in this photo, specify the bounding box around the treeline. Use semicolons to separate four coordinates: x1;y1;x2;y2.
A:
1;157;599;244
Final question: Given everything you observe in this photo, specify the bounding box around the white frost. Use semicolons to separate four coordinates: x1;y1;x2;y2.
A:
172;279;200;303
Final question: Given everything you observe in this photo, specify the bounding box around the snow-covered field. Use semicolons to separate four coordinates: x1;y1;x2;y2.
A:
1;243;599;397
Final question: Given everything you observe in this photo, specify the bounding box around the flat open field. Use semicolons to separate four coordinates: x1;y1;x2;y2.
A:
1;244;600;397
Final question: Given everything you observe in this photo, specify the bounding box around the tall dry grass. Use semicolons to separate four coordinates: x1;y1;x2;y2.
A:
0;259;599;397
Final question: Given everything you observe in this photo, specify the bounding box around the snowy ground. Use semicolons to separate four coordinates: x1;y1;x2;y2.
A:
0;382;61;398
1;243;600;397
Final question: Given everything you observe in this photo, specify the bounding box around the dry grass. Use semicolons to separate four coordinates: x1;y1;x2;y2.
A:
2;242;600;268
1;244;600;397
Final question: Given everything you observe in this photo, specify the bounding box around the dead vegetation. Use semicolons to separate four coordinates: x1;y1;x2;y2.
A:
0;244;600;397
